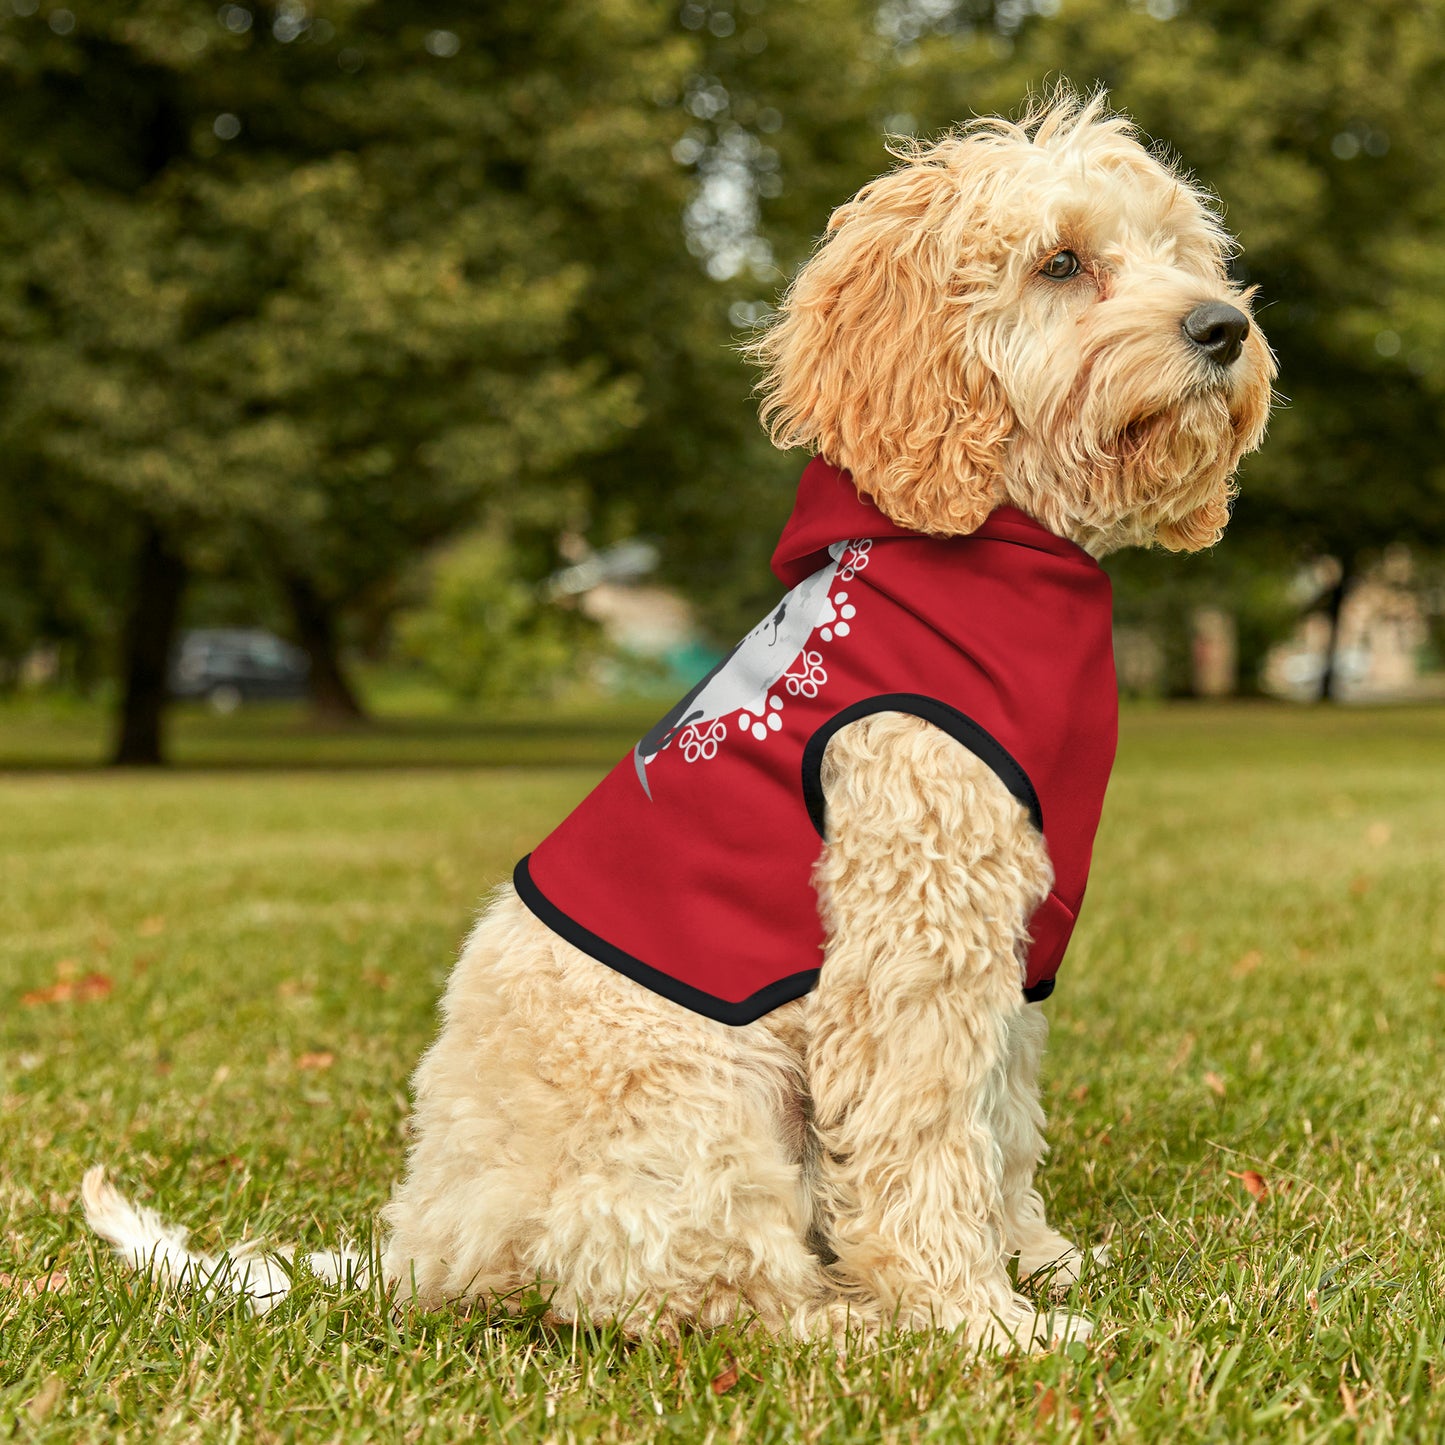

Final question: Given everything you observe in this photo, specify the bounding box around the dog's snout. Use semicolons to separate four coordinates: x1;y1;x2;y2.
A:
1182;302;1250;367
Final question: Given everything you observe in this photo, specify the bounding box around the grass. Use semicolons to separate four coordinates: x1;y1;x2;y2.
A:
1;699;1443;1442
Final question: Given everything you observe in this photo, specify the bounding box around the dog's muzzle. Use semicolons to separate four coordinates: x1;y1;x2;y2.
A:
1182;302;1250;367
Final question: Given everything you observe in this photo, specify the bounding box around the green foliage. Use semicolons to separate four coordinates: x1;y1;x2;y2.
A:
396;532;596;705
0;1;686;620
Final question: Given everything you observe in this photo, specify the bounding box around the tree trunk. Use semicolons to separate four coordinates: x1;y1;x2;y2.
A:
284;573;367;724
111;523;187;766
1317;554;1355;703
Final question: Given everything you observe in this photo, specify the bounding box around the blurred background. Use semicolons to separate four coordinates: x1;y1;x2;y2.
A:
2;0;1444;766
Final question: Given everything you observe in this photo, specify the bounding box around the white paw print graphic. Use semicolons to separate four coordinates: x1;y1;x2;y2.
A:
838;539;872;580
818;590;857;643
783;650;828;698
737;696;785;742
678;717;727;762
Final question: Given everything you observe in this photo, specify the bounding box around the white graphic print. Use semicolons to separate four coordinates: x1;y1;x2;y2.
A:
838;539;871;580
633;540;869;794
782;650;827;698
678;718;727;762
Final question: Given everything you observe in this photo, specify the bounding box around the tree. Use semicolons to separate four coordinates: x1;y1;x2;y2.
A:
0;0;694;758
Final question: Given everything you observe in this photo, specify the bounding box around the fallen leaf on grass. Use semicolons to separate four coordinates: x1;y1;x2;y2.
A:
1069;1084;1089;1103
1433;973;1445;990
1203;1071;1227;1098
1228;1169;1269;1200
1167;1034;1196;1073
0;1268;70;1298
1034;1386;1058;1425
27;1375;64;1423
1231;950;1263;978
21;973;113;1007
295;1051;334;1071
711;1357;740;1395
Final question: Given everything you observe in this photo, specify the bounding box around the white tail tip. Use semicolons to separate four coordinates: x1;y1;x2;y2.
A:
81;1166;368;1315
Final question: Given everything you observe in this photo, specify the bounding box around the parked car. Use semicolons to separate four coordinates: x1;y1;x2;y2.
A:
169;629;310;712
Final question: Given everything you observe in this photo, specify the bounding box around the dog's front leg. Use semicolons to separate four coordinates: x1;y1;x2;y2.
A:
806;713;1089;1350
994;1006;1096;1289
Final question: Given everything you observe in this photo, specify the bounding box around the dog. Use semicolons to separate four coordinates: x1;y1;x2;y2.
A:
85;90;1274;1352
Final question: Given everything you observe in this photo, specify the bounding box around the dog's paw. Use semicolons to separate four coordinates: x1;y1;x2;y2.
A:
1018;1239;1110;1293
970;1296;1093;1354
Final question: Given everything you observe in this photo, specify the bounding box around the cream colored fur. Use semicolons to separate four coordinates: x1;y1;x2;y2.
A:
380;716;1086;1349
84;89;1273;1352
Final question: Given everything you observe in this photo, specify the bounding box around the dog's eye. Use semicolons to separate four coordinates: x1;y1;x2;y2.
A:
1041;250;1081;280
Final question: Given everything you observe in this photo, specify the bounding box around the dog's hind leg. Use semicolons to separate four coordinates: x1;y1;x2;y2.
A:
383;891;836;1339
805;713;1091;1351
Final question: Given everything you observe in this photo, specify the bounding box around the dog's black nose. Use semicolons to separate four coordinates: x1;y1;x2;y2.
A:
1182;302;1250;366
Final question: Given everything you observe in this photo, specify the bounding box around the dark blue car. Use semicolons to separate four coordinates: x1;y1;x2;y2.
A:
169;629;310;712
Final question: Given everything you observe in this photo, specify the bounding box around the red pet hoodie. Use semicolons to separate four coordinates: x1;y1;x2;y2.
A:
516;457;1118;1025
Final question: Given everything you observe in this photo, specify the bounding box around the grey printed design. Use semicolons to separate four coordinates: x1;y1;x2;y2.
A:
632;541;866;796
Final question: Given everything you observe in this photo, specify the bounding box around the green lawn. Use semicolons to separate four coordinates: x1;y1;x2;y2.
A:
2;702;1443;1442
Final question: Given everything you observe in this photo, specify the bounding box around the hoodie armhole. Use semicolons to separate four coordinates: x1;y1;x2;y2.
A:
800;693;1044;839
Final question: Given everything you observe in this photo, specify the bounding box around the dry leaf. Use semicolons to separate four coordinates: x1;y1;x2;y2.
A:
1069;1084;1089;1103
21;982;68;1007
21;972;113;1007
1167;1034;1197;1073
0;1268;69;1299
1228;1169;1268;1200
1034;1386;1058;1425
1433;973;1445;990
1204;1071;1227;1098
138;915;166;937
27;1374;64;1423
1339;1380;1358;1419
710;1357;740;1395
1231;950;1263;978
295;1051;335;1072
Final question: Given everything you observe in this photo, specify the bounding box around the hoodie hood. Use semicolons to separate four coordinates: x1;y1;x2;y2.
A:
771;456;1099;588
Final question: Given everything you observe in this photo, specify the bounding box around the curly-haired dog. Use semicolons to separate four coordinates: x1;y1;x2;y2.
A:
85;92;1274;1350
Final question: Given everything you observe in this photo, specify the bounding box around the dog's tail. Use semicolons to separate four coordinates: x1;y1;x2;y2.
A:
81;1165;368;1315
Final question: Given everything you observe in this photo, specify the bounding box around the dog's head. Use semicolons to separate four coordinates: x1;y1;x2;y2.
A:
752;90;1276;554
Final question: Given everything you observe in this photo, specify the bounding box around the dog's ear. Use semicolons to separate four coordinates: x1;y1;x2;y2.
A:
750;151;1012;536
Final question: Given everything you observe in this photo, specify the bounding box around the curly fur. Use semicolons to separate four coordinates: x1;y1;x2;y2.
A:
84;88;1272;1354
750;90;1274;554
